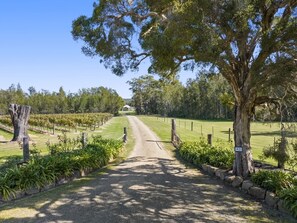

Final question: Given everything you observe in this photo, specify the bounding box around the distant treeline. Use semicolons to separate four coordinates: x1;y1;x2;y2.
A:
0;84;124;115
128;74;297;121
128;74;234;120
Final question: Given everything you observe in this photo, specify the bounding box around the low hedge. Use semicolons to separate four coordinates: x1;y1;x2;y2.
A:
0;136;123;201
178;140;234;169
279;187;297;218
251;170;297;218
251;170;296;193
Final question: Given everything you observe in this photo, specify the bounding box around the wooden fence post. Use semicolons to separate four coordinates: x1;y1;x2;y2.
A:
23;137;30;162
171;119;176;142
82;132;87;148
278;124;287;169
123;127;127;143
207;134;212;146
191;122;193;131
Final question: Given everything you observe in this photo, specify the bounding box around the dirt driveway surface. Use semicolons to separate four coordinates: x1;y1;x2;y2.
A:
0;116;294;222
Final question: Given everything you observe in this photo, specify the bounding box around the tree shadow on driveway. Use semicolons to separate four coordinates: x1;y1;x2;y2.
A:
0;157;295;223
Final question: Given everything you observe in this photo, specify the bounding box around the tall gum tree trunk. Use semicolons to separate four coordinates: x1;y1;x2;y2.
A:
233;103;255;178
9;104;31;142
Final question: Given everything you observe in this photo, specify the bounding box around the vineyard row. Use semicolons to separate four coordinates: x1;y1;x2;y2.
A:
0;113;113;134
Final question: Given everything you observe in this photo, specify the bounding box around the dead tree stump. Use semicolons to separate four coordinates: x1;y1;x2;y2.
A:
9;104;31;141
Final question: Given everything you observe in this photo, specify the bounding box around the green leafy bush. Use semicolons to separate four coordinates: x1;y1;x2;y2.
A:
279;187;297;218
46;132;82;155
0;167;21;200
18;161;51;190
179;140;234;169
251;170;296;193
0;156;22;172
261;138;290;169
0;136;123;201
251;170;297;218
88;135;123;159
288;141;297;170
261;139;297;171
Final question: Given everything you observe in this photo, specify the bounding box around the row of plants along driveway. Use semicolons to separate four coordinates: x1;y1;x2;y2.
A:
178;139;297;219
0;134;123;202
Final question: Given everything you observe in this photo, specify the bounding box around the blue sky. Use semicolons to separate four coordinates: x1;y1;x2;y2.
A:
0;1;195;98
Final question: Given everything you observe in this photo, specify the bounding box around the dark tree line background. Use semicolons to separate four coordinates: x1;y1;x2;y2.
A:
0;84;124;115
128;73;234;119
128;73;297;122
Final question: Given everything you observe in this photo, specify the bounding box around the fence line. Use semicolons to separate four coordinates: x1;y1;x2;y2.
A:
156;117;239;144
170;118;230;147
0;123;13;133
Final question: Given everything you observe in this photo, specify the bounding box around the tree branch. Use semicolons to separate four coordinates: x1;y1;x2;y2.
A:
254;96;279;106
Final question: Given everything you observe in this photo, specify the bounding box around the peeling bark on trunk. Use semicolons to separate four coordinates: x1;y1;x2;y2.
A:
9;104;31;142
233;104;255;178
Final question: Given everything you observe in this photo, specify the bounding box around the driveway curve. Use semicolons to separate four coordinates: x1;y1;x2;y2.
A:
0;116;293;223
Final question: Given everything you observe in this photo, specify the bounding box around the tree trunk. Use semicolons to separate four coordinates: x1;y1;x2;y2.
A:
9;104;31;141
233;104;255;178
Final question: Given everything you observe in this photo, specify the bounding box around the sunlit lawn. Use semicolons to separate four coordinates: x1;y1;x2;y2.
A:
139;116;297;166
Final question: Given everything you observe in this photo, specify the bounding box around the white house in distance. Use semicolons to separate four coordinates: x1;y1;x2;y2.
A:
122;105;133;111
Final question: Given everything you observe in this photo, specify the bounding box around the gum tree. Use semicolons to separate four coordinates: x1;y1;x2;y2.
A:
72;0;297;177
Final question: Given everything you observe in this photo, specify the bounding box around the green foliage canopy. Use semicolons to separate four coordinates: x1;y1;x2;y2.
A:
72;0;297;104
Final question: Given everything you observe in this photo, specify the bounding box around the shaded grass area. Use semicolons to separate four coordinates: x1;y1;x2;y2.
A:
138;116;295;166
0;169;109;221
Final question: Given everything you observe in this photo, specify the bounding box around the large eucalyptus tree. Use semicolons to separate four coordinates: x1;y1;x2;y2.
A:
72;0;297;177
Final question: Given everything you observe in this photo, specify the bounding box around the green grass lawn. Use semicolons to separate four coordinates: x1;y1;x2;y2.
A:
138;116;297;165
0;116;132;165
